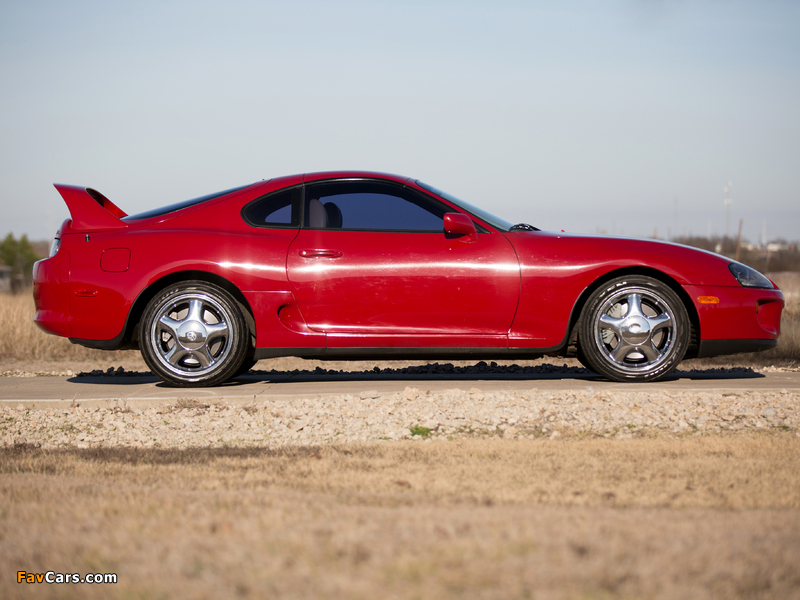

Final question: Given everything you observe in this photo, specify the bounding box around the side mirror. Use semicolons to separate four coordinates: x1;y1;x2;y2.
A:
444;212;478;242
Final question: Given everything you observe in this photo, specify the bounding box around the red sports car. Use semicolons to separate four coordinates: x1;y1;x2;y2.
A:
33;171;784;387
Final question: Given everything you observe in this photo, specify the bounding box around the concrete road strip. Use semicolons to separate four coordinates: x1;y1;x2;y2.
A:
1;370;798;409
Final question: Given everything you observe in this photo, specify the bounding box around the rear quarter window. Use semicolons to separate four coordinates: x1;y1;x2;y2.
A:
242;187;302;228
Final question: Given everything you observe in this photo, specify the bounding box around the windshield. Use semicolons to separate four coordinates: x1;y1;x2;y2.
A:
123;184;251;221
415;180;514;232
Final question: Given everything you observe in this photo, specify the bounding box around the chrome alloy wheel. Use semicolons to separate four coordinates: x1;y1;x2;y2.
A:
578;276;690;382
593;287;675;372
149;292;234;378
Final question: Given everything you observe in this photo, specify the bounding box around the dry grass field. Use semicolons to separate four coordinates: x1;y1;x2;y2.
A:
2;276;799;599
2;435;800;599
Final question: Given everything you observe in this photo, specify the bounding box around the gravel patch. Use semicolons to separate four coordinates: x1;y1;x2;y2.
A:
3;385;798;449
1;369;81;378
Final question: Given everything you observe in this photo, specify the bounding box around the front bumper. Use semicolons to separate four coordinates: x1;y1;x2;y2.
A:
684;284;784;354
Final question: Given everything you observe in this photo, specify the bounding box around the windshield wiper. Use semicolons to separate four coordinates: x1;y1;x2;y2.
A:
509;223;539;232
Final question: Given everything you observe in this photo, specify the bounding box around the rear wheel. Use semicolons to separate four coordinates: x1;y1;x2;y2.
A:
577;276;689;382
140;281;248;387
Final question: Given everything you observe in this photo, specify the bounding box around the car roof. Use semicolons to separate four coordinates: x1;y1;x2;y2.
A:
123;171;412;224
301;171;409;184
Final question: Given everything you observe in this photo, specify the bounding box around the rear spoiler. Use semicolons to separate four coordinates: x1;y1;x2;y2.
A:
54;184;128;231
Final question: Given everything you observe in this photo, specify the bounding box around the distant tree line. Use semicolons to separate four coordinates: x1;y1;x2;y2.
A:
0;233;43;292
672;235;800;274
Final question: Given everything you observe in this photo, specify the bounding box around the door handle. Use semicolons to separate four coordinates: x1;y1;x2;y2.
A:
299;249;343;258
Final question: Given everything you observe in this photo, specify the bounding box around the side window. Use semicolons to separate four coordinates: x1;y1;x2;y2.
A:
304;181;447;231
242;187;301;228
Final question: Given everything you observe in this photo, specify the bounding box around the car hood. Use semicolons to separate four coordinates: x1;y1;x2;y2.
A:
504;230;759;288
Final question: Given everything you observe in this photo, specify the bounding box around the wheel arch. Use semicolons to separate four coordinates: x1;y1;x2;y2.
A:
123;270;257;353
566;266;700;357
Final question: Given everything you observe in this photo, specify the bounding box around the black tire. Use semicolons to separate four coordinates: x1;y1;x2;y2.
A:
575;343;591;371
577;276;690;382
139;281;248;387
234;358;258;378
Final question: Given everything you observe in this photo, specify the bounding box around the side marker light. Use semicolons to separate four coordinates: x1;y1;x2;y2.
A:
697;296;719;304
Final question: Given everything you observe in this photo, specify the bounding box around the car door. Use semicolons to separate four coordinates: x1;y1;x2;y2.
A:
286;179;520;347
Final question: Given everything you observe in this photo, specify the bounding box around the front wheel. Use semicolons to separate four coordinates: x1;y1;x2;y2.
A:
139;281;249;387
577;276;690;382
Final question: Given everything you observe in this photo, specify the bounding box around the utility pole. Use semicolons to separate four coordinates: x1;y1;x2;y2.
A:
735;219;743;261
673;195;678;241
724;182;733;239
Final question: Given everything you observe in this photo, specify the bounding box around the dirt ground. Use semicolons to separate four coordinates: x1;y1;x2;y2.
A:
2;434;799;600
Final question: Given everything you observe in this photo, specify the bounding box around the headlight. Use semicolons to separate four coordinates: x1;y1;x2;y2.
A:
49;236;60;257
728;263;773;289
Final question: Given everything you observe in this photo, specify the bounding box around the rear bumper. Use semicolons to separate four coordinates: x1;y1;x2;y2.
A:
32;253;71;337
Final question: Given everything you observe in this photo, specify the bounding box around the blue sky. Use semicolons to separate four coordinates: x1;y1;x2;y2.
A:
2;0;798;243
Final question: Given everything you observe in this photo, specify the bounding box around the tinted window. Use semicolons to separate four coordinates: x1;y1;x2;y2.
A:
242;187;301;228
124;184;251;221
415;180;513;232
304;181;446;231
